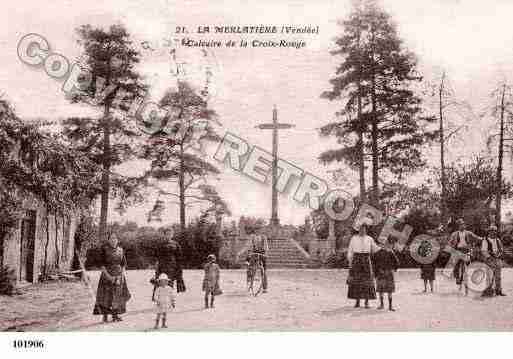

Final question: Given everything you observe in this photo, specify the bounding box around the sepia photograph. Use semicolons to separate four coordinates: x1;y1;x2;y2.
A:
1;1;513;354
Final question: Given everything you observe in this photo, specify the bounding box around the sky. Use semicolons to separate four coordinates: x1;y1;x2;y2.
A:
2;0;513;227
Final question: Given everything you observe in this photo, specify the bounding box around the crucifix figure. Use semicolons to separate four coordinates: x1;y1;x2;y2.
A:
256;106;294;230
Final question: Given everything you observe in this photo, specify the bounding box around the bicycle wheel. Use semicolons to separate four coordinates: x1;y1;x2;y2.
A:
251;264;264;296
246;268;253;293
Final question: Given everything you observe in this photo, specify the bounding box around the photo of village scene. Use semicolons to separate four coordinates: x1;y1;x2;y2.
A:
2;0;513;332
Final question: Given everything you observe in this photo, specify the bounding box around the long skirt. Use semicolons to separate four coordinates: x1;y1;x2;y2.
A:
421;264;436;281
376;270;395;293
93;273;131;315
347;253;376;300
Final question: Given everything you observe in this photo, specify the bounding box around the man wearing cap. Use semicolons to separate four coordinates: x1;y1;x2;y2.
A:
449;218;482;289
481;225;506;297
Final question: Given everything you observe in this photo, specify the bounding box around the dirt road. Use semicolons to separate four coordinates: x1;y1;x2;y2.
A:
3;269;513;331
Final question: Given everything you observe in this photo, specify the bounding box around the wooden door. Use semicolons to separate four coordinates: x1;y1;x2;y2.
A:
19;211;36;282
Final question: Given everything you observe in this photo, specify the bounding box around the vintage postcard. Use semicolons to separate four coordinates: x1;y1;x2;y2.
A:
2;0;513;350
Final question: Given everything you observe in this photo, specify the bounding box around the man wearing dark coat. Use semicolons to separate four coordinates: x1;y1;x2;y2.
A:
481;225;506;297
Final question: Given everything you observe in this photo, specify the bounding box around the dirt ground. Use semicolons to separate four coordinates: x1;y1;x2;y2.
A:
2;269;513;331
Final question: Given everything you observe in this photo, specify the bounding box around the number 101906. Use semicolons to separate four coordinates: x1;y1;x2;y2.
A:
13;339;44;349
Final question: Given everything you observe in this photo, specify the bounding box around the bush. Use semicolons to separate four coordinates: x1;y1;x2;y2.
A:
0;266;17;295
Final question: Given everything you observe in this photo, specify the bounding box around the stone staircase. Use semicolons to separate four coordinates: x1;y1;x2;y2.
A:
266;238;311;268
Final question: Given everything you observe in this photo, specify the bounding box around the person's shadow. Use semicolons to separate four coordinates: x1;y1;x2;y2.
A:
320;306;356;317
223;291;250;298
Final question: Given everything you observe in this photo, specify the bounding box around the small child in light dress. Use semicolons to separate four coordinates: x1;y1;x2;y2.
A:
153;273;175;329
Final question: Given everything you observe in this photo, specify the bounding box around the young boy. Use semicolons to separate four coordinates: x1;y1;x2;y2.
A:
202;254;221;309
153;273;175;329
373;240;400;311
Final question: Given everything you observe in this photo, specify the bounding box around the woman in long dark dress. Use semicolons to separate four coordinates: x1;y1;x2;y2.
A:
93;232;131;323
347;224;380;308
155;233;186;293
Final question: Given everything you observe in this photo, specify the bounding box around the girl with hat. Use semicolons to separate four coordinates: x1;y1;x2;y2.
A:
153;273;176;329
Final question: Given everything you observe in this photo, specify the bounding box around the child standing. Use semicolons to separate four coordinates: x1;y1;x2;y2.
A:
202;254;221;309
373;241;400;311
153;273;175;329
420;263;436;293
418;239;436;293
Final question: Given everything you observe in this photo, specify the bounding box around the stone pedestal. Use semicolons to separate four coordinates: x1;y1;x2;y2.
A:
326;218;336;255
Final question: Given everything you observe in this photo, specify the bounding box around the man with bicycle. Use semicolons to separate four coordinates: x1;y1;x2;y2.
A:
449;218;482;292
249;233;269;293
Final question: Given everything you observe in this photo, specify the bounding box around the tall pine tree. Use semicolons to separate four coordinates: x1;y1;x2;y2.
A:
141;81;222;231
64;24;147;241
320;0;437;207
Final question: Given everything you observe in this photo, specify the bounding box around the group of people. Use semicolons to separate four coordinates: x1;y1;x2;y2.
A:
449;219;506;297
92;230;222;329
347;223;399;311
90;217;506;325
346;218;507;311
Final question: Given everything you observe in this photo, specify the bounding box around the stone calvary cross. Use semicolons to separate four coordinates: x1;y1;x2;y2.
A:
256;106;294;230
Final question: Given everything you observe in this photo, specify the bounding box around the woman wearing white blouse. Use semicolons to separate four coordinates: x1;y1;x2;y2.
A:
347;224;380;308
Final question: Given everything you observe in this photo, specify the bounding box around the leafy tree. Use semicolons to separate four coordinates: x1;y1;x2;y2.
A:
380;181;438;217
141;81;222;230
239;216;267;235
443;156;513;231
64;24;147;241
0;97;100;275
320;0;437;206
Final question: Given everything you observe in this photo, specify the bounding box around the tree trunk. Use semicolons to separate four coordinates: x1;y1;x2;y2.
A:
43;206;50;277
439;72;447;227
356;15;366;201
496;83;506;229
358;130;366;201
370;22;379;207
54;214;60;269
179;142;186;231
99;104;111;242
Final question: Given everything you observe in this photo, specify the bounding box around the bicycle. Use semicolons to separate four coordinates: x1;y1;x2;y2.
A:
245;252;266;296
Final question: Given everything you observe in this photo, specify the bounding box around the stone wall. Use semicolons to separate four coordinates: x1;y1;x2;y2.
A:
1;198;78;283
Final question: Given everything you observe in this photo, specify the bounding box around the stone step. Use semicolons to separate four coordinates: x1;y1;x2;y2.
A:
265;238;310;268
